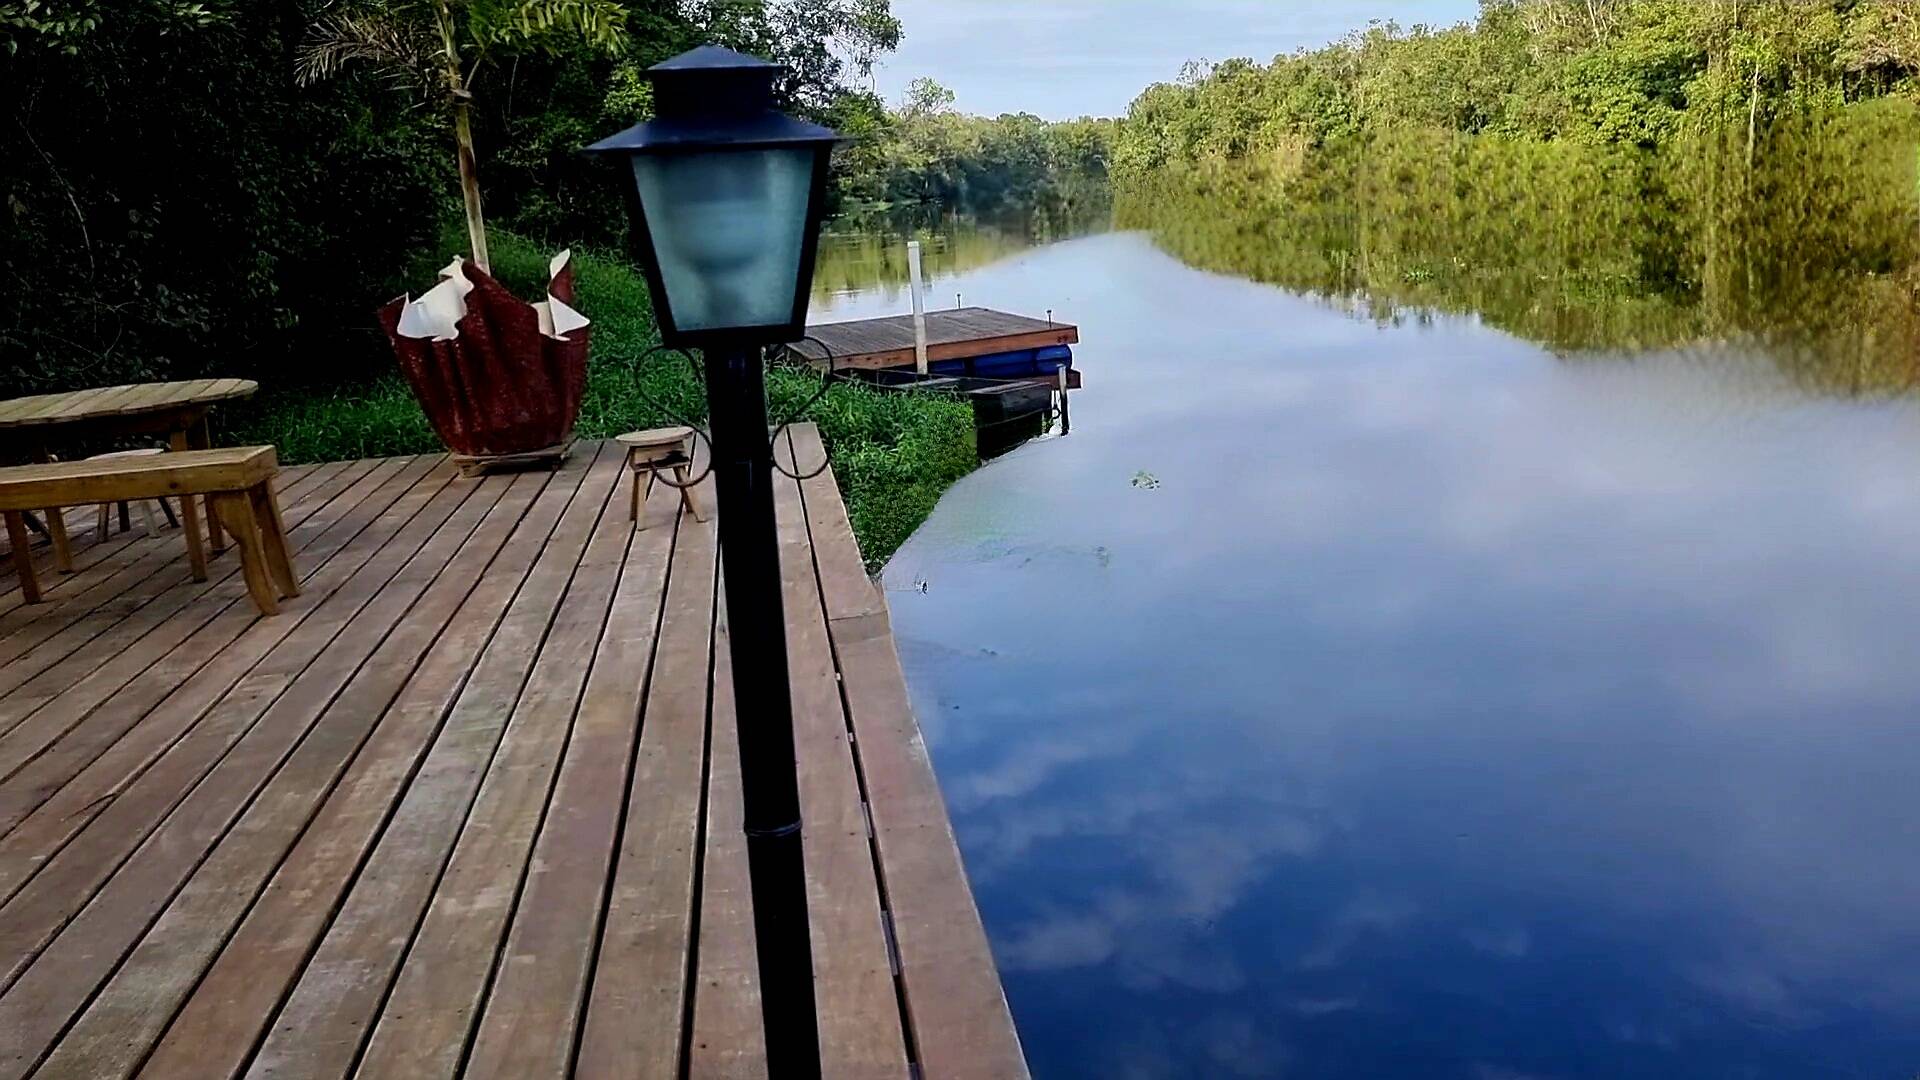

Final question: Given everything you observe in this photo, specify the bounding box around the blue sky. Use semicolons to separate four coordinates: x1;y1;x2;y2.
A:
870;1;1483;120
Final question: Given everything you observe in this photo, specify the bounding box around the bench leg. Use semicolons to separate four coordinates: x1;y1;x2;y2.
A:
194;417;226;556
5;511;41;604
169;430;210;582
210;493;278;616
247;483;300;600
45;506;71;574
24;449;73;574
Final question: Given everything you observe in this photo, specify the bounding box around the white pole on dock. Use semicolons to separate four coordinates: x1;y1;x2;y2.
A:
907;240;929;375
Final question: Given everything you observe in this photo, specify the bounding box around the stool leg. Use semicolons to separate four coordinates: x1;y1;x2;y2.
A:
96;504;111;545
118;501;132;533
248;483;300;599
636;471;659;531
210;493;278;616
159;496;179;529
676;465;705;522
5;511;41;604
137;499;159;538
630;470;642;523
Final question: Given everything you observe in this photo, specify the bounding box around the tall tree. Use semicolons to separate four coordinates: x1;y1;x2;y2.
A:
296;0;629;270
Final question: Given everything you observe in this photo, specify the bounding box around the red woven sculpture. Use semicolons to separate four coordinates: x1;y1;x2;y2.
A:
377;251;590;463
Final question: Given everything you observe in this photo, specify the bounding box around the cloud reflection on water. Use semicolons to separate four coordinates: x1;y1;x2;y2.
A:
837;233;1920;1077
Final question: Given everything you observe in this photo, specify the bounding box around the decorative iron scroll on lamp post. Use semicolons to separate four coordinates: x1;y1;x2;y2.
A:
585;44;842;1077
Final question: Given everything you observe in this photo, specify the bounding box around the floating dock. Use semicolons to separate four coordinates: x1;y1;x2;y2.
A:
788;307;1080;381
787;308;1083;456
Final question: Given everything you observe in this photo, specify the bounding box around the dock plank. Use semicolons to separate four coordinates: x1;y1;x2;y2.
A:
458;479;678;1080
575;484;718;1078
0;456;445;857
39;465;558;1080
0;468;506;1078
0;459;355;706
217;445;624;1080
0;458;382;780
0;430;1027;1079
792;425;1028;1079
0;460;329;623
349;469;670;1080
773;431;913;1078
687;601;769;1080
97;453;606;1080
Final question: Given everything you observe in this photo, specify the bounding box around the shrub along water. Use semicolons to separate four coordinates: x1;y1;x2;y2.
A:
229;225;974;568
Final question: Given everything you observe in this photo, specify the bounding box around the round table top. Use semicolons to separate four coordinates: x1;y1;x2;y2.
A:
0;379;259;430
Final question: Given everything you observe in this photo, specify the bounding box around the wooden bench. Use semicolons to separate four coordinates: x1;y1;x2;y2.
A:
0;446;298;615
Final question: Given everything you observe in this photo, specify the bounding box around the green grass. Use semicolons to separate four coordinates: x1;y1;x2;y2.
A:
230;225;976;569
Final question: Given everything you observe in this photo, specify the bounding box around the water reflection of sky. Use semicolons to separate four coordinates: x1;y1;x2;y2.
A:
818;232;1920;1079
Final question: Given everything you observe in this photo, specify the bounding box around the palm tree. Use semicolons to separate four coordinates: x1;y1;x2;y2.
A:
295;0;628;271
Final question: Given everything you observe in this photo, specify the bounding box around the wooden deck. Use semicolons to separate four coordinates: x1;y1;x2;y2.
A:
789;307;1079;372
0;426;1025;1080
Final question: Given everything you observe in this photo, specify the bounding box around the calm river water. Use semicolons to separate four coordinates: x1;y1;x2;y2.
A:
812;226;1920;1079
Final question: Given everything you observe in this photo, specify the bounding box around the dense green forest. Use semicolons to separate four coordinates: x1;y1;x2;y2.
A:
831;77;1115;228
1113;0;1920;393
0;0;1110;400
1115;0;1920;170
0;0;897;394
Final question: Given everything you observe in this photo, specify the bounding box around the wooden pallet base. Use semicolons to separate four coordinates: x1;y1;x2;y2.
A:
451;442;571;479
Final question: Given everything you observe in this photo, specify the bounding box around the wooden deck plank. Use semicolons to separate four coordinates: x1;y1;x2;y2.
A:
0;453;439;841
790;426;1028;1079
0;458;342;660
0;461;324;612
189;444;624;1080
0;469;510;1079
42;460;582;1080
688;600;769;1080
0;459;351;689
574;487;719;1078
457;480;681;1080
0;455;465;924
0;458;351;673
772;431;914;1078
0;458;380;772
353;455;675;1076
0;429;1026;1080
0;457;418;837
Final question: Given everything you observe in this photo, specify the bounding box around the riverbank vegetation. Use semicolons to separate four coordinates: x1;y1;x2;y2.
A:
1;0;1012;565
1114;0;1920;394
831;78;1116;230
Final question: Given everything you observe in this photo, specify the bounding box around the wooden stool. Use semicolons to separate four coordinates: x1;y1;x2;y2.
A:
88;448;179;543
616;427;704;528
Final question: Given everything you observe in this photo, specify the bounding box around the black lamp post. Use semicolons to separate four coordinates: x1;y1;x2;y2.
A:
586;45;841;1077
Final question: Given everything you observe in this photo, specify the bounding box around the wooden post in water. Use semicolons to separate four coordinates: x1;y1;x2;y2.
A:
1058;363;1071;434
907;240;929;375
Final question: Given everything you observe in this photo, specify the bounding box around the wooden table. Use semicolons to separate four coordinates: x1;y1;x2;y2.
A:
0;379;260;572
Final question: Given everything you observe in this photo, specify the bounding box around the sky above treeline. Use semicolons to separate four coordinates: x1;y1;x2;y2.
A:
870;0;1483;120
